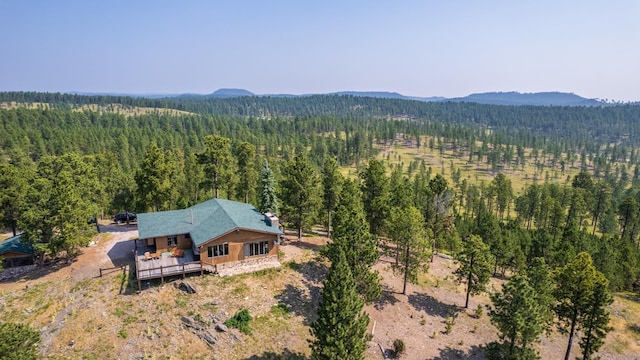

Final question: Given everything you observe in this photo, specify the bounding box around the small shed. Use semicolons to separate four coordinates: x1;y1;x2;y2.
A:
0;235;35;268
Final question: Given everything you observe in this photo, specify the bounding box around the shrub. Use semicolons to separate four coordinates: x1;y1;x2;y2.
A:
0;322;41;360
474;304;483;319
225;308;252;335
393;339;406;358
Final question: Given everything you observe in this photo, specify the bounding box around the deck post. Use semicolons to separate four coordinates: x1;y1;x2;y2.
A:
182;264;186;279
160;265;164;284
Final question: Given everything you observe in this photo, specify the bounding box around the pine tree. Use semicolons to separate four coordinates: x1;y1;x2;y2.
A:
553;252;613;360
454;235;494;308
20;154;100;261
0;162;31;237
310;248;370;360
360;159;390;237
578;275;613;360
235;141;258;203
280;151;321;240
325;179;380;303
258;160;278;215
388;206;431;295
198;135;235;199
322;156;343;238
525;257;555;331
486;274;544;359
135;142;171;211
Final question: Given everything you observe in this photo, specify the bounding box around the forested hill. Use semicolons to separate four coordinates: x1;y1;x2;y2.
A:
3;91;640;149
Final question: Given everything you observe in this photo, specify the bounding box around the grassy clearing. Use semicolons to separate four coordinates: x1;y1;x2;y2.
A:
333;134;626;197
0;101;192;117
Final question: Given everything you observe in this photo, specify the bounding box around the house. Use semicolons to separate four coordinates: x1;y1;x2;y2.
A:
0;235;35;268
137;198;282;277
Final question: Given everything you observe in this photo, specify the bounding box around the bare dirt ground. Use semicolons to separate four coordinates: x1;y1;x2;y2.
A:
1;227;639;359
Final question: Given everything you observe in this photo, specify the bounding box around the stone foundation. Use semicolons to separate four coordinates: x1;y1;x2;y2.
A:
216;255;281;277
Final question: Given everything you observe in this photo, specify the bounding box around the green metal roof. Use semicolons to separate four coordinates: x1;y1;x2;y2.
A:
137;198;281;247
0;235;34;256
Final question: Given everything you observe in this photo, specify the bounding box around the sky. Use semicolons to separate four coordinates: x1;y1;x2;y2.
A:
1;1;639;101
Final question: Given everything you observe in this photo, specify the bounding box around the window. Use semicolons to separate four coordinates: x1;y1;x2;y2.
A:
248;240;270;256
167;236;178;247
185;233;191;239
208;243;229;258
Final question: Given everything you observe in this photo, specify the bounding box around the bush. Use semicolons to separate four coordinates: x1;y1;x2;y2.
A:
0;322;41;360
393;339;405;358
225;308;252;334
474;304;484;319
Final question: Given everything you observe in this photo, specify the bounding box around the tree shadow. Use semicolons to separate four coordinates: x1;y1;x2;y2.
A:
107;239;136;267
408;291;459;319
628;323;640;335
373;285;400;310
1;258;71;283
282;238;324;253
433;345;485;359
618;292;640;304
245;348;307;360
274;258;327;325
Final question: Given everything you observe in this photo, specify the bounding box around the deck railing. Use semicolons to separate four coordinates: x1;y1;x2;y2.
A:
134;250;207;290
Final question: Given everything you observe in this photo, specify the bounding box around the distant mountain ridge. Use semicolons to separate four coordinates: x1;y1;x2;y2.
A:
199;89;605;106
446;91;604;106
70;89;611;106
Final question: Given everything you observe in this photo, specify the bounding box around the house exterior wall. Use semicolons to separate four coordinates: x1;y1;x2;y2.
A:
199;229;279;266
143;235;192;253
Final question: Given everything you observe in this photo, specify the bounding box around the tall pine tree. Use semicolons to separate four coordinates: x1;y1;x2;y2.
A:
325;179;381;303
310;247;370;360
280;151;321;240
454;235;494;308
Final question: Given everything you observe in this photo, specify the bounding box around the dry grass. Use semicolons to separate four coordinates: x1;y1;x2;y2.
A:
2;228;638;359
0;101;192;117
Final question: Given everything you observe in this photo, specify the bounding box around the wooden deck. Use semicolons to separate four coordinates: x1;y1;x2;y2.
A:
134;248;214;289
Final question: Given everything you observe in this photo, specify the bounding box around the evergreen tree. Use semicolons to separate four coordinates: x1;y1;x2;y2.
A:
454;235;494;308
258;160;279;215
486;274;544;360
134;142;171;212
525;257;555;331
280;151;321;240
553;252;613;360
325;179;381;303
579;276;613;360
322;156;343;238
0;162;31;236
388;206;431;295
0;322;41;360
235;141;258;203
198;135;235;199
310;248;369;360
20;154;99;261
360;159;390;237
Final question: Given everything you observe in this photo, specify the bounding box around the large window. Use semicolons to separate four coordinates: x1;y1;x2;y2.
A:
167;236;178;247
248;241;270;256
208;243;229;258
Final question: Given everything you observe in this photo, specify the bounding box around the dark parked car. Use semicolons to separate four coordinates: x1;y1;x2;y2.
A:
113;212;136;224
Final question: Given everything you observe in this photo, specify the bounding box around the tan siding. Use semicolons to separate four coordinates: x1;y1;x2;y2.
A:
177;235;192;249
0;251;32;259
199;229;279;266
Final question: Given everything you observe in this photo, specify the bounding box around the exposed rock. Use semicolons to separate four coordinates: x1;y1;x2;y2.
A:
181;316;195;326
175;280;197;294
216;323;228;332
200;331;217;347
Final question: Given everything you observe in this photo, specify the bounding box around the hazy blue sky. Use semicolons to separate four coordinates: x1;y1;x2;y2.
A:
1;1;638;101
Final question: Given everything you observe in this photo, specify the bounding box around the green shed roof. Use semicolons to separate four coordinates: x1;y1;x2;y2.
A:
137;198;281;247
0;235;34;256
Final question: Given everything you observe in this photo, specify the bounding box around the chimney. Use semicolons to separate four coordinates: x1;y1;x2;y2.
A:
264;212;279;228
